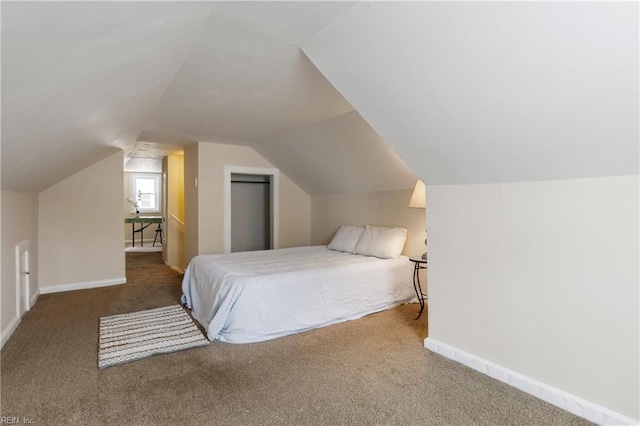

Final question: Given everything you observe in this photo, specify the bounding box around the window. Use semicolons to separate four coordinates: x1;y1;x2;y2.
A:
130;173;161;213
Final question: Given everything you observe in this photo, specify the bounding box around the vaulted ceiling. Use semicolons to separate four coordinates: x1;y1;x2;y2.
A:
3;1;404;194
303;2;638;185
2;2;636;194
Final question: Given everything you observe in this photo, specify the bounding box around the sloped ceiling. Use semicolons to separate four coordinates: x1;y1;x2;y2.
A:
4;1;400;194
256;111;416;195
145;2;355;143
2;2;216;192
304;2;639;185
6;2;629;195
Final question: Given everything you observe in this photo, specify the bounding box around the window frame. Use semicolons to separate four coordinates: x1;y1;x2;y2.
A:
130;173;162;214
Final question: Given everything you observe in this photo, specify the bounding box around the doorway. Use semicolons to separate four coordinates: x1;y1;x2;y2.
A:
15;241;30;317
224;166;279;253
230;174;271;252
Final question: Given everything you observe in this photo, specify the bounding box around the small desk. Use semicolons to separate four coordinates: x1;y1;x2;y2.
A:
124;216;162;247
409;257;428;320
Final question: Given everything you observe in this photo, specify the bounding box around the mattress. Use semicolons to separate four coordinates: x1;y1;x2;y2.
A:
181;245;416;343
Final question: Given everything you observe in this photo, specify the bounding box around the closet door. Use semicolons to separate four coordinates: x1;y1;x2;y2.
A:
230;174;271;252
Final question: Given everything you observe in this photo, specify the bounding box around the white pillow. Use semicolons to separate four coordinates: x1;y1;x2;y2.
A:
353;225;407;259
327;225;365;253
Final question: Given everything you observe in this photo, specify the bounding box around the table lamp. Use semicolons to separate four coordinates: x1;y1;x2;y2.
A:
408;179;427;260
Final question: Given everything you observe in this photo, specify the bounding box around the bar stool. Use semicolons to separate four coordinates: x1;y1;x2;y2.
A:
153;223;163;247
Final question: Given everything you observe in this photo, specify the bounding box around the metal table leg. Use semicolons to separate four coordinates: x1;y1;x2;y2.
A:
411;259;428;320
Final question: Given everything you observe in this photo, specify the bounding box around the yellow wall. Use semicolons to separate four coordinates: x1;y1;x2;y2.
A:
165;155;186;271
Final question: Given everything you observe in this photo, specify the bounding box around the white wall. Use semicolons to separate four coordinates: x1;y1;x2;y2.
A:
1;191;38;346
0;141;2;346
195;142;310;258
184;143;199;266
38;152;126;292
278;173;312;250
311;189;426;257
0;131;2;345
426;176;639;421
0;137;2;345
303;2;638;422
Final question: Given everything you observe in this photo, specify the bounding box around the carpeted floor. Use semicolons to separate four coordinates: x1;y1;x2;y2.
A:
1;252;591;425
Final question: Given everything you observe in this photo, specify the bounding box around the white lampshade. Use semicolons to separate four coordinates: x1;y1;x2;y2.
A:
408;179;426;208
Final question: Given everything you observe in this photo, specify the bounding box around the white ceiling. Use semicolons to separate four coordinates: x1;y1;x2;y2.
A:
2;2;215;192
257;111;416;195
124;141;185;173
304;2;639;185
2;1;368;193
5;2;632;195
145;2;355;143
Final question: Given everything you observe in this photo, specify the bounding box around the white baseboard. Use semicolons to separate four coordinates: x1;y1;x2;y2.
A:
125;238;155;245
1;315;21;349
30;289;40;308
424;338;637;425
1;290;41;349
2;281;123;349
40;277;126;294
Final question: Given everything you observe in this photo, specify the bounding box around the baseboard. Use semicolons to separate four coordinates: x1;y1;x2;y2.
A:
40;277;127;294
424;338;637;425
30;289;40;308
167;264;185;275
1;290;42;349
125;238;155;245
1;315;21;349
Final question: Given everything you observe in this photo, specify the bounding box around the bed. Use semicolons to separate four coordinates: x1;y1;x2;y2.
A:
181;242;416;343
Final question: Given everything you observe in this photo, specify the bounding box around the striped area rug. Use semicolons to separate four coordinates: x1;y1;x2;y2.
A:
98;305;209;369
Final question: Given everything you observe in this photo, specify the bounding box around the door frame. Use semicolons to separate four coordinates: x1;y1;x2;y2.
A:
15;240;30;316
223;166;279;253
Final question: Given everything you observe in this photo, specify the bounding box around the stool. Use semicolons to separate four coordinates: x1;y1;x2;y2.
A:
153;223;163;247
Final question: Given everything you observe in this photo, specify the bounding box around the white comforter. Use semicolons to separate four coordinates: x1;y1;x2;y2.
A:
181;246;416;343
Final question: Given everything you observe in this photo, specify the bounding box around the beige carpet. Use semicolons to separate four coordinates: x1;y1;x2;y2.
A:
1;252;592;425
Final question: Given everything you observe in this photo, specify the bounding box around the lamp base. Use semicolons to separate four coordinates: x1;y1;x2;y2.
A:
422;235;428;260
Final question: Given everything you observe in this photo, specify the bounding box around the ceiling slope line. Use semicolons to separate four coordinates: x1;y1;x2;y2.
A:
143;2;356;145
131;4;218;152
2;2;224;192
301;2;639;186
